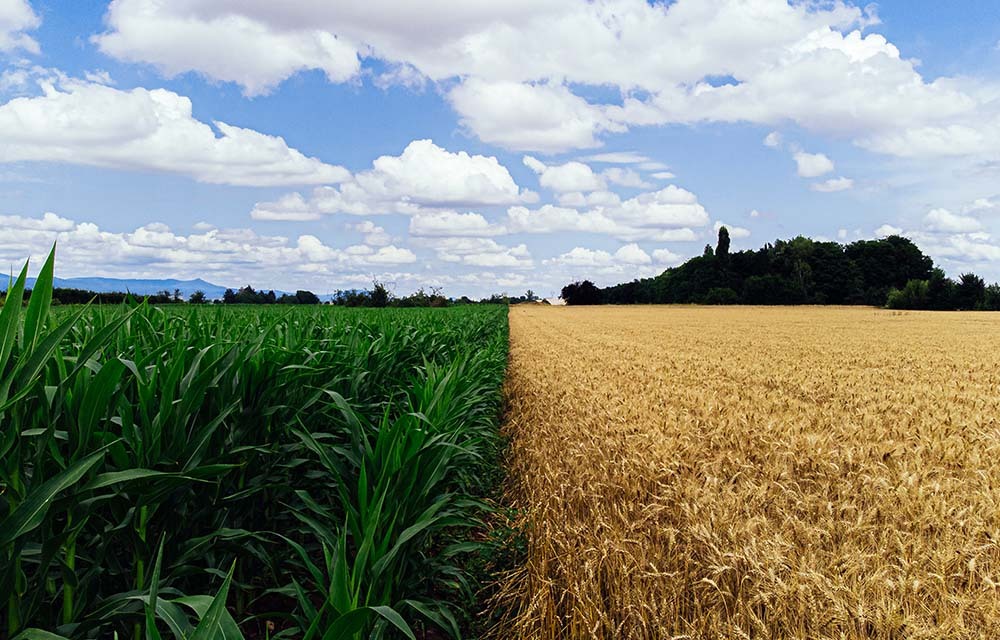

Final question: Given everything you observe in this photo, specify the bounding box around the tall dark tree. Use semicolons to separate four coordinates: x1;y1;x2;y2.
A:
956;272;986;310
716;226;731;259
984;284;1000;311
294;290;321;305
770;236;814;302
188;290;207;304
235;286;258;304
926;268;956;310
370;280;390;308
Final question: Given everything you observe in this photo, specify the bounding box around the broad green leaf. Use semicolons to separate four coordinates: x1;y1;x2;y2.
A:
11;630;71;640
22;244;56;353
320;608;371;640
320;606;415;640
330;534;353;616
186;563;242;640
402;600;460;640
369;605;416;640
0;307;89;415
0;448;105;546
80;469;185;492
145;536;165;640
0;260;28;390
125;595;194;640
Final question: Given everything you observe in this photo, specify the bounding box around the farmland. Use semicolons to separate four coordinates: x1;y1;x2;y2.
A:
8;251;1000;640
498;305;1000;639
1;252;508;639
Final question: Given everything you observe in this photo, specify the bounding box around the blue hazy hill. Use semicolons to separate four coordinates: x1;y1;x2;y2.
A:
3;276;230;299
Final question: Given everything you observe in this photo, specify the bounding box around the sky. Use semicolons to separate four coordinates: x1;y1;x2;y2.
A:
1;0;999;298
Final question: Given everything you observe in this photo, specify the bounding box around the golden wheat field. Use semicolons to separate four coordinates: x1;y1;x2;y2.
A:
496;305;1000;640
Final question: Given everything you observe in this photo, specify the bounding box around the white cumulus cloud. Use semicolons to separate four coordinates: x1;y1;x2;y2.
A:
614;243;652;265
419;236;533;269
409;211;505;237
250;193;320;221
545;246;616;268
763;131;782;148
451;80;622;153
347;221;392;246
0;75;348;186
95;0;360;96
523;155;606;192
253;139;536;218
505;184;709;242
0;212;419;291
544;245;663;279
793;151;835;178
874;223;903;237
652;248;683;265
811;177;854;192
0;0;39;53
602;167;651;189
923;208;982;233
90;1;1000;162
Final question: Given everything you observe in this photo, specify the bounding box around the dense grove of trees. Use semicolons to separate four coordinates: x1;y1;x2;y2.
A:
563;229;1000;310
885;271;1000;310
221;286;321;305
327;281;448;307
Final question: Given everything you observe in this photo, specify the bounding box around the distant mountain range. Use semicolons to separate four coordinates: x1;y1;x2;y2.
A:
4;276;231;299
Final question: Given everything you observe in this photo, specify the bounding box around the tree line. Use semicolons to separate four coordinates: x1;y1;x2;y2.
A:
7;287;205;305
5;282;539;307
327;283;542;307
562;228;1000;310
1;286;325;306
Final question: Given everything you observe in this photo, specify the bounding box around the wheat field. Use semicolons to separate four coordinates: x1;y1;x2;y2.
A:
496;305;1000;639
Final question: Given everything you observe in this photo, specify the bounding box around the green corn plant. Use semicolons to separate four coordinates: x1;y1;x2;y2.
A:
0;247;116;637
14;538;246;640
285;345;506;639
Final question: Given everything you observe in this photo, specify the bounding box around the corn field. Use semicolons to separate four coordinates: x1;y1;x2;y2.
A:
497;305;1000;639
1;249;509;639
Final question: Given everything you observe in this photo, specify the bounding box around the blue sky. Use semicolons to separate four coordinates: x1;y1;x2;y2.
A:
2;0;1000;298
